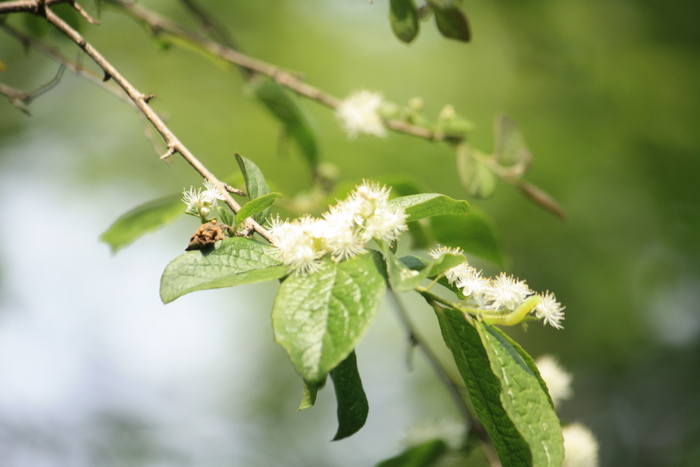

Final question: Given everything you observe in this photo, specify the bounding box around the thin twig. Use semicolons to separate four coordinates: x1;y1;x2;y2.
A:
22;0;274;242
0;22;131;104
388;290;472;423
107;0;442;139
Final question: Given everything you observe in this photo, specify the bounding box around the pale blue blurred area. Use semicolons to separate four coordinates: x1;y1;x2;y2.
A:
1;0;700;465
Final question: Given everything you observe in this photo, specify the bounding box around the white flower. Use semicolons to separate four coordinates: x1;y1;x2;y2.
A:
456;267;491;306
322;205;367;261
182;180;226;218
562;424;599;467
535;355;573;408
202;180;226;202
268;216;324;275
336;90;387;139
345;181;407;244
484;273;532;311
534;291;565;329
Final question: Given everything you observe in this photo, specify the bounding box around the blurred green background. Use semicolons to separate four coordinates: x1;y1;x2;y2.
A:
1;0;698;466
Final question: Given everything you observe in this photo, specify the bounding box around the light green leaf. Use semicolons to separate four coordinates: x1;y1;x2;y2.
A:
236;192;282;225
494;114;532;170
100;194;183;253
476;323;564;466
251;77;319;168
433;7;471;42
390;0;420;44
456;143;497;199
160;237;287;303
426;0;463;8
390;193;470;222
400;255;466;299
299;377;326;411
430;209;506;267
235;153;273;223
272;252;386;384
376;439;448;467
430;303;532;467
381;244;464;292
330;351;369;440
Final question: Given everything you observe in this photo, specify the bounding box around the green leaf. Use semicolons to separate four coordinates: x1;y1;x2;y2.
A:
376;439;448;467
100;194;183;253
494;114;532;171
456;143;497;199
272;252;386;384
400;255;466;299
236;192;282;225
381;244;464;292
433;7;471;42
390;193;470;222
430;209;506;267
299;377;326;411
251;77;319;168
218;206;235;227
431;304;532;466
426;0;463;8
390;0;420;44
235;153;273;223
330;351;369;440
160;237;287;303
476;323;564;466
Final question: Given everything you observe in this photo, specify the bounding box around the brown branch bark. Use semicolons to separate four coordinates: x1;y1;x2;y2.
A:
5;0;273;242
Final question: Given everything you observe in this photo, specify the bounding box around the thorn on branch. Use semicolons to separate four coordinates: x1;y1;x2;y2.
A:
143;93;155;103
160;145;176;160
102;71;111;82
70;1;99;25
224;184;246;196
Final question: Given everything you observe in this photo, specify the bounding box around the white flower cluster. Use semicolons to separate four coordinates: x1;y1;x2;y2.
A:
269;181;407;275
336;90;387;139
429;246;566;329
182;180;225;218
535;355;573;408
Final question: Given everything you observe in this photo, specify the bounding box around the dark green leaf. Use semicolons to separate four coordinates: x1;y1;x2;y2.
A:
330;351;369;440
251;77;319;168
390;0;420;44
476;323;564;466
236;192;282;225
299;377;326;411
430;209;506;267
100;194;183;253
456;144;497;199
390;193;470;222
218;207;235;227
235;153;273;223
272;252;386;384
160;237;287;303
430;304;532;467
434;7;471;42
376;439;448;467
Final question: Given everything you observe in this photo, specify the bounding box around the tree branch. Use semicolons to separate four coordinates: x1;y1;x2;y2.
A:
107;0;445;140
19;0;274;242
